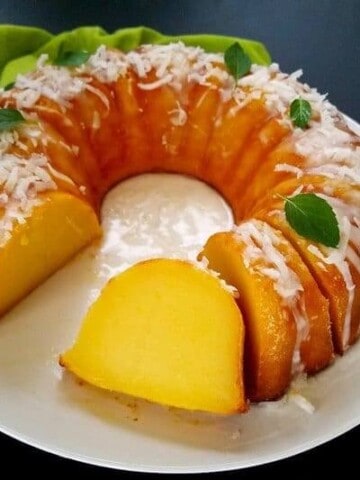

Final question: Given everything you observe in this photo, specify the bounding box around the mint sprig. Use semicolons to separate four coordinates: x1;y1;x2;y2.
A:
54;50;90;67
4;81;15;91
284;193;340;248
0;108;25;131
224;43;251;81
290;98;312;128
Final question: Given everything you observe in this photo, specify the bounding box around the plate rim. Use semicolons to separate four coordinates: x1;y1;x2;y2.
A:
1;412;359;473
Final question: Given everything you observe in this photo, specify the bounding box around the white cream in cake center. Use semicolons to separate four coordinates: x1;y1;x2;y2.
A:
94;173;234;283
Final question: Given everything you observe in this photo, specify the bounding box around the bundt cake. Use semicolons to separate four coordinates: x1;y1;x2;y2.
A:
0;41;359;412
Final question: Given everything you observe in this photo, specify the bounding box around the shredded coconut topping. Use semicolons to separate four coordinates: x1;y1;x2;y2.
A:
81;45;127;83
169;101;187;126
234;220;302;298
274;163;304;178
6;54;89;110
306;159;360;184
0;121;44;155
195;256;239;297
126;43;224;92
233;220;309;373
0;129;23;154
288;392;315;414
0;153;57;246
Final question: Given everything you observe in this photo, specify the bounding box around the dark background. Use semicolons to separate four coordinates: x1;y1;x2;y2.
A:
0;0;359;120
0;0;359;477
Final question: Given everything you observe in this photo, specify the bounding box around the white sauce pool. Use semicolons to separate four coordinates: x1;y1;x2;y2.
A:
95;173;234;283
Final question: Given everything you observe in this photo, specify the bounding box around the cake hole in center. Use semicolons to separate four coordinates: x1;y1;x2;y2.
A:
96;173;234;280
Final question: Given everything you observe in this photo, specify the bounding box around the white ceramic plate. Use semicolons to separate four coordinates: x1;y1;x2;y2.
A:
1;139;360;473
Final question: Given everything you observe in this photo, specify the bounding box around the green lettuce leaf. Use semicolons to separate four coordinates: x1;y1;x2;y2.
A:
0;25;271;87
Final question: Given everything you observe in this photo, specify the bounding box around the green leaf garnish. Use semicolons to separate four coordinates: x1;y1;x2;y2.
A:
290;98;312;128
54;50;90;67
284;193;340;248
0;108;25;131
4;81;15;91
224;42;251;81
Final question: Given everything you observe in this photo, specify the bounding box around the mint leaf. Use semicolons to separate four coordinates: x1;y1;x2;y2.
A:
224;43;251;81
4;81;15;91
54;50;90;67
0;108;25;131
290;98;312;128
285;193;340;248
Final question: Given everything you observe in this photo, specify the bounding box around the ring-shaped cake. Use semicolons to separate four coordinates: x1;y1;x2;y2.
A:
1;41;359;412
